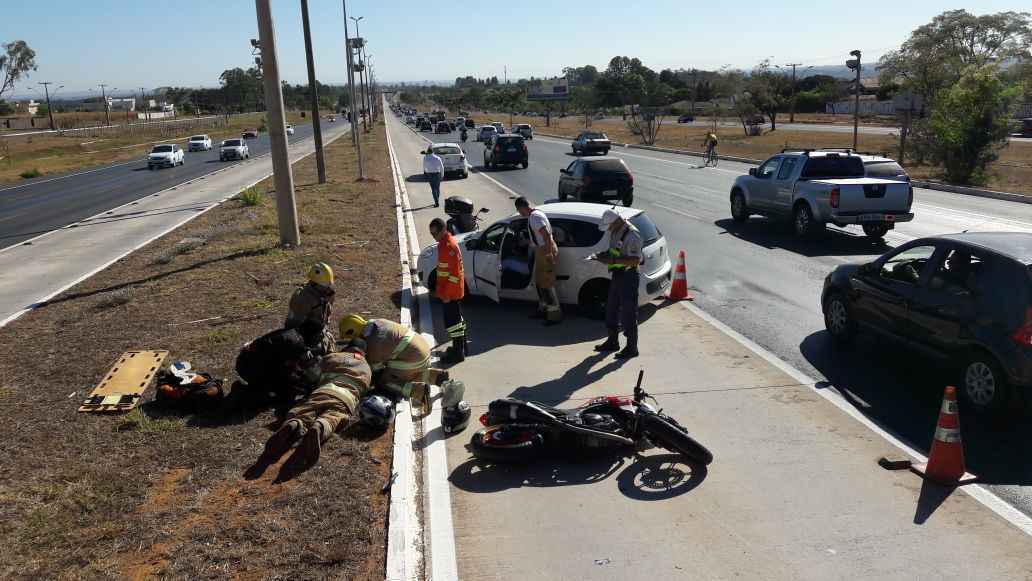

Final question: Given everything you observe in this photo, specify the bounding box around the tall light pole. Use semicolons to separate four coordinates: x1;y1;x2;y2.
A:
846;50;862;150
343;0;365;178
38;82;58;130
300;0;327;184
98;84;112;125
779;63;810;123
255;0;301;246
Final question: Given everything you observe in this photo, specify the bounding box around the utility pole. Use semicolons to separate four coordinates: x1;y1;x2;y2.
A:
98;84;110;125
847;50;862;151
343;0;365;178
255;0;300;246
350;16;369;133
782;63;802;123
300;0;327;184
39;81;56;130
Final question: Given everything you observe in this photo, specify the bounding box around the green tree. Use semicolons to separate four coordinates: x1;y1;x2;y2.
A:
747;60;790;130
35;103;48;118
0;99;13;115
0;40;36;100
921;65;1019;184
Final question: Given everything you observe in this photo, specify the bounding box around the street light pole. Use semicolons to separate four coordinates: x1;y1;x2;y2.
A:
255;0;301;246
782;63;802;123
300;0;327;184
342;0;365;178
350;16;370;133
98;84;110;125
847;50;862;151
39;81;56;130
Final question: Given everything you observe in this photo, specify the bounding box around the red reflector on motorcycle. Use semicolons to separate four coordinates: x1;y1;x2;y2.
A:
479;413;489;426
606;395;633;406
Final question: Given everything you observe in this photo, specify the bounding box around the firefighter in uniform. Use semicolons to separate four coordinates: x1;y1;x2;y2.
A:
246;339;372;481
430;217;468;364
593;209;643;359
515;196;561;324
338;314;448;406
284;262;336;355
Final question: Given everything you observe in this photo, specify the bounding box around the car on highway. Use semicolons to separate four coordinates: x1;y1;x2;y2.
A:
572;131;611;155
416;202;671;318
418;119;433;132
456;116;466;128
490;121;505;134
219;138;250;161
822;232;1032;416
147;144;184;170
513;123;533;139
187;134;212;152
859;154;910;182
677;114;695;123
483;134;529;170
405;115;416;125
242;129;259;139
558;157;634;206
729;149;914;240
476;125;498;142
435;121;451;134
429;142;468;178
465;118;476;129
286;124;295;136
328;115;337;122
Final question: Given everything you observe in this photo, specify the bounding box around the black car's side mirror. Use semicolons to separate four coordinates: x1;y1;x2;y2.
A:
748;168;757;177
560;169;569;175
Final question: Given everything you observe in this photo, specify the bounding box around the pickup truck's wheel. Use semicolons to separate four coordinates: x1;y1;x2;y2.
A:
823;291;856;344
730;190;749;223
960;353;1011;417
793;203;819;238
522;160;529;169
862;223;889;240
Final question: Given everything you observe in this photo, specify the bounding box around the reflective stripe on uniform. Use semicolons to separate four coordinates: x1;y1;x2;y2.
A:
446;321;467;338
312;381;361;402
386;354;430;371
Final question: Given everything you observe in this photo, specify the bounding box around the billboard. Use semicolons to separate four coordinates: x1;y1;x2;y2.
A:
528;78;570;101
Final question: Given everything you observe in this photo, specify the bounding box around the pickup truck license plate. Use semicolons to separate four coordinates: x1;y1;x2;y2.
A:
604;189;618;196
859;214;884;222
507;147;516;152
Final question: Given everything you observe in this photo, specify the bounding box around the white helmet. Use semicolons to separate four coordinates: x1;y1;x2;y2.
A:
359;394;395;430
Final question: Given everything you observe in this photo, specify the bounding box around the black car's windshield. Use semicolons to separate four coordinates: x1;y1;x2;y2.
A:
800;155;865;179
586;159;628;174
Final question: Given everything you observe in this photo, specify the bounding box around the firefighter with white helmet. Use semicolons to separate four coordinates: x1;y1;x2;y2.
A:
285;262;336;355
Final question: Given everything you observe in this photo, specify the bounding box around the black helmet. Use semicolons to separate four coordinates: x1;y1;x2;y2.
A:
442;400;472;435
359;394;395;429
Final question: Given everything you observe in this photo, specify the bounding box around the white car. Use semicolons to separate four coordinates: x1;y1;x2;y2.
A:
286;124;295;135
416;202;672;317
147;144;184;169
477;125;497;142
187;134;212;151
219;138;250;161
429;142;468;178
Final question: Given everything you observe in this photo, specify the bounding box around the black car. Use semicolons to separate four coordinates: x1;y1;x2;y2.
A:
418;119;432;132
435;121;451;134
677;114;695;123
465;118;476;129
483;134;528;170
557;157;634;206
822;232;1032;417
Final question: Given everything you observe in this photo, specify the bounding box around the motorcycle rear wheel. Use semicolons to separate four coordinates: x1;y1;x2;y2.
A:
470;425;546;463
641;414;713;466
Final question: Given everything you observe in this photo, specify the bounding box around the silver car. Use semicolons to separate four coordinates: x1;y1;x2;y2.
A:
477;126;498;142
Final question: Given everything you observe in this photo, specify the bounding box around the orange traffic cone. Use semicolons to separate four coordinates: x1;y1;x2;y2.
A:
666;250;693;301
910;386;977;485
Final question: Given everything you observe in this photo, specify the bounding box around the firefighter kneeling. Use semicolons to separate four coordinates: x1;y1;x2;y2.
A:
339;313;470;434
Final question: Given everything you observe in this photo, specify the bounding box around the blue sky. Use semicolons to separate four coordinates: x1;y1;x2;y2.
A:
2;0;1029;97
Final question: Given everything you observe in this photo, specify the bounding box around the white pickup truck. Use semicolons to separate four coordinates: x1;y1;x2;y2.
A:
729;149;914;240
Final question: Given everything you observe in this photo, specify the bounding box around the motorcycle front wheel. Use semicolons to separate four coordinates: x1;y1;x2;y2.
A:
470;425;546;463
641;414;713;466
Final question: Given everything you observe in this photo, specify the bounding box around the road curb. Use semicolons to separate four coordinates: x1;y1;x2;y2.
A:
537;132;1032;204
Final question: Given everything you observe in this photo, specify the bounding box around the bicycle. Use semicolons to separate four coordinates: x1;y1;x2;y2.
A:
704;146;718;167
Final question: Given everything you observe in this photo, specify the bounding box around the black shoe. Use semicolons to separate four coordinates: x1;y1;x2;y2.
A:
434;202;440;208
594;341;619;352
614;348;639;359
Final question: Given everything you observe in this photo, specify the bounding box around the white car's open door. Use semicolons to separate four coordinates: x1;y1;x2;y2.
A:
470;224;506;303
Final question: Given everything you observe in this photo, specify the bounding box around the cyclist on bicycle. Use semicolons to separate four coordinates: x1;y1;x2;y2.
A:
702;131;718;158
460;127;468;143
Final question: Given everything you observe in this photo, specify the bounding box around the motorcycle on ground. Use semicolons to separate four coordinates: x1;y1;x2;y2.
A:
445;195;489;235
470;371;714;466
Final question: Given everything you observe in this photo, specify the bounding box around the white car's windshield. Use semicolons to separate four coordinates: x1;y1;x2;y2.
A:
152;145;173;153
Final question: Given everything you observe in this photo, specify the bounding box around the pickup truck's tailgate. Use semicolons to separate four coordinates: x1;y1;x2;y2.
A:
816;177;911;213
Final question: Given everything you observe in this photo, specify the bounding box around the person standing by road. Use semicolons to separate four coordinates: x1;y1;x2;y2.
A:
515;196;561;325
423;146;445;207
430;218;468;363
592;209;643;359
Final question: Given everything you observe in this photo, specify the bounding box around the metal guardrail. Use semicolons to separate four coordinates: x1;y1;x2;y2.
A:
0;112;261;139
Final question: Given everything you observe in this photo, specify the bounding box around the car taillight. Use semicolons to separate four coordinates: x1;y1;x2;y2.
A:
628;173;634;186
908;185;914;209
479;413;490;426
830;187;840;208
1011;307;1032;347
495;145;501;152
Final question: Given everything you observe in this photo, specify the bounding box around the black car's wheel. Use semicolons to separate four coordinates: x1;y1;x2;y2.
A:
862;223;889;240
522;160;529;169
793;203;820;238
622;194;633;207
823;291;856;344
470;425;547;463
558;184;568;202
960;353;1011;416
572;146;579;155
600;149;609;155
578;279;610;320
642;414;713;466
730;190;749;223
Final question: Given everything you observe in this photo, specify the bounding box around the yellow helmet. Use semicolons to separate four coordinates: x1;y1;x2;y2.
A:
339;313;368;340
307;262;334;287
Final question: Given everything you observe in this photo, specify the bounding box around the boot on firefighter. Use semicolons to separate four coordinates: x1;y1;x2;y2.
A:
429;218;468;365
284;262;337;356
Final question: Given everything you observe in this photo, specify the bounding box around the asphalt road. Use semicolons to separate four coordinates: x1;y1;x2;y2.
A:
0;121;328;249
415;122;1032;518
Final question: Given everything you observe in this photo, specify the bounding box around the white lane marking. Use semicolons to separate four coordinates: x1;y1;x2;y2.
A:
679;300;1032;537
0;159;142;193
912;202;1032;230
407;123;522;200
0;125;349;327
652;202;705;221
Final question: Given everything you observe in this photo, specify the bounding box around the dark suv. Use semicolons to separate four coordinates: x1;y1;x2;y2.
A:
558;157;635;206
822;232;1032;417
483;134;528;170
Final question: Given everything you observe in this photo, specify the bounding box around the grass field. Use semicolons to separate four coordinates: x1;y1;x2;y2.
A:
0;111;308;185
0;122;398;578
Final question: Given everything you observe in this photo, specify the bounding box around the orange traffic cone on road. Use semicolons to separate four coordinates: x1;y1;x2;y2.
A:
911;386;978;485
666;250;693;301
